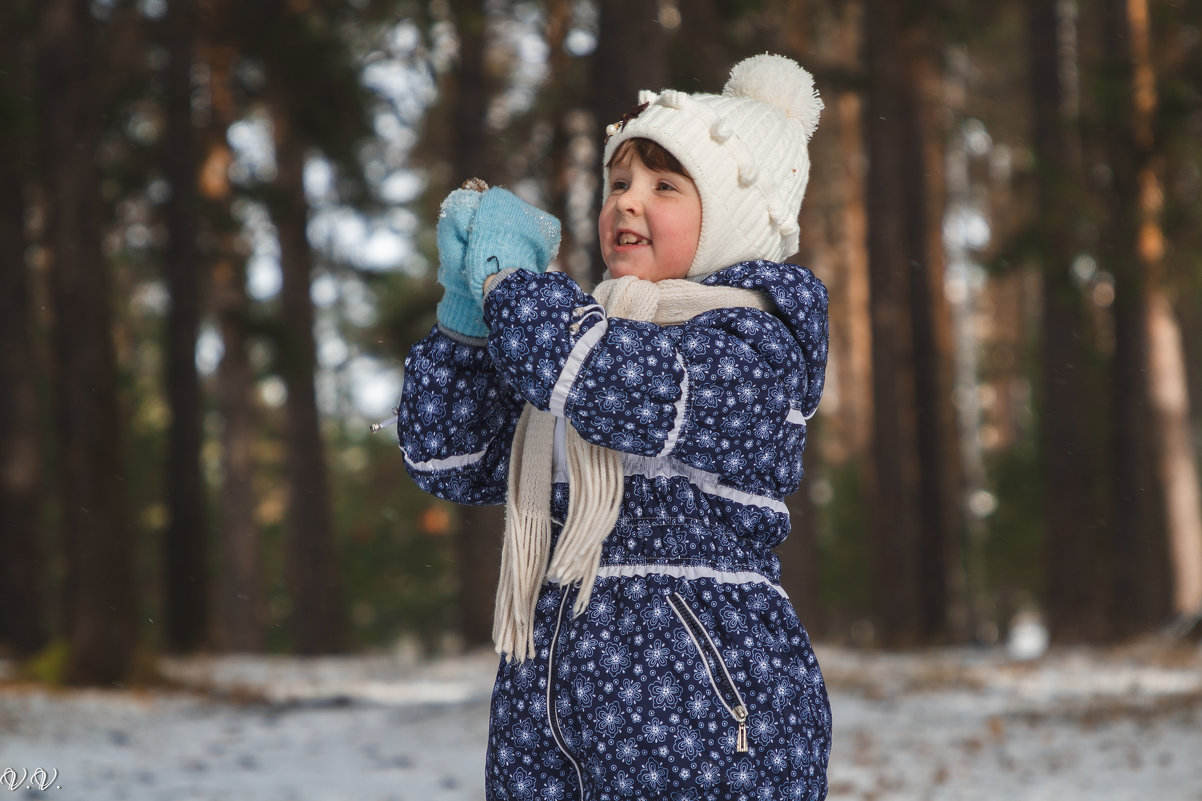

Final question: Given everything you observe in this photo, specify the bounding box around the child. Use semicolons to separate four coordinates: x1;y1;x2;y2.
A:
399;53;831;801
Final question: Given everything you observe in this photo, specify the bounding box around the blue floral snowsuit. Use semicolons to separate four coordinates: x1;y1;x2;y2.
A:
399;260;832;801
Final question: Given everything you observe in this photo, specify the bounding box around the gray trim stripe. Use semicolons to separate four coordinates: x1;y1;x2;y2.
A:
402;447;487;472
549;318;608;417
656;352;690;458
593;563;788;598
622;453;790;515
786;406;809;426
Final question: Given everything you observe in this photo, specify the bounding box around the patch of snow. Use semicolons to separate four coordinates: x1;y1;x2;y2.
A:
2;644;1200;800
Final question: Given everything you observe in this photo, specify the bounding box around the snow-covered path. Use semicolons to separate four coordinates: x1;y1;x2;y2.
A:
2;643;1200;800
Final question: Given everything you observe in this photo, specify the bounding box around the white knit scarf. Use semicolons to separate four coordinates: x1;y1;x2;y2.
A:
493;275;772;661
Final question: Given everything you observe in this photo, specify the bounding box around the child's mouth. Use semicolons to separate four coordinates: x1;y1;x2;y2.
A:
617;232;650;246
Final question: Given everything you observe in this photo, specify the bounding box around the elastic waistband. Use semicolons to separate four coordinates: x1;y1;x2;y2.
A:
590;562;787;598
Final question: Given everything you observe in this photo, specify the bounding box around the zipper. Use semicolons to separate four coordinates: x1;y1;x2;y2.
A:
368;406;399;434
547;589;585;801
665;591;750;753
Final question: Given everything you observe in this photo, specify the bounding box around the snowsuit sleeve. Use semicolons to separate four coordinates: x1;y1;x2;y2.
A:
397;326;526;505
483;265;828;499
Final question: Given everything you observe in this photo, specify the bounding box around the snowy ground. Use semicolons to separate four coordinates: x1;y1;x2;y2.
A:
2;640;1201;801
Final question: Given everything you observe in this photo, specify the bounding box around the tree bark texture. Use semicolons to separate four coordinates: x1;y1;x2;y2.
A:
272;103;345;654
863;0;957;645
1122;0;1202;620
162;0;210;653
37;0;138;683
1027;0;1106;641
1101;0;1169;635
200;6;266;650
900;24;958;641
0;1;48;656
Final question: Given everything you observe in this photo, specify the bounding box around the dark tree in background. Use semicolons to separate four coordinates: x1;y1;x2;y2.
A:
256;0;378;653
162;0;211;653
36;0;137;683
861;0;946;646
1101;0;1163;637
201;0;267;652
271;95;347;654
0;0;48;658
1106;0;1202;624
1027;0;1105;642
443;0;505;649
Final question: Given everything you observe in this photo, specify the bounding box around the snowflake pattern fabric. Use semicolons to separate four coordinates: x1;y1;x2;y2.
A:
486;578;831;801
397;260;831;800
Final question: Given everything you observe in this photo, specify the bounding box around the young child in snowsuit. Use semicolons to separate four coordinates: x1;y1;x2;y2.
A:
399;53;832;801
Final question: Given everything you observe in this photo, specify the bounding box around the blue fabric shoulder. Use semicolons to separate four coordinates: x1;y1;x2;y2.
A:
704;260;829;418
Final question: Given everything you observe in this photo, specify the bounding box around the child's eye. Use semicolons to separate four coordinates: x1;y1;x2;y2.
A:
656;180;677;191
611;179;629;191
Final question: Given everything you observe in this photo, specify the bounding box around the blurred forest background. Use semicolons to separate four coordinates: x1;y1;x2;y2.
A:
1;0;1201;686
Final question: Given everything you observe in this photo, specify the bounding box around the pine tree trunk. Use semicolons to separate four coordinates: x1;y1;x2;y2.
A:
38;0;137;683
199;9;266;651
213;252;265;652
1101;0;1168;634
0;2;48;657
162;0;210;653
272;102;345;654
862;0;923;646
1028;0;1105;642
1122;0;1202;620
900;25;957;641
442;0;505;648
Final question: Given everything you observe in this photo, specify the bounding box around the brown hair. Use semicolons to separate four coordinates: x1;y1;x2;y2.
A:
607;137;691;178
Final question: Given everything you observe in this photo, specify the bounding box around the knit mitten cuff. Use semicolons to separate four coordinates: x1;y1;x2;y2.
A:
436;284;489;339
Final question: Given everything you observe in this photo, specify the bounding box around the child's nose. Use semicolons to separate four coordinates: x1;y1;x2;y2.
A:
621;187;646;215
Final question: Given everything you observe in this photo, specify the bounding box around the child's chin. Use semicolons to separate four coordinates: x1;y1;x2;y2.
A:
607;262;655;281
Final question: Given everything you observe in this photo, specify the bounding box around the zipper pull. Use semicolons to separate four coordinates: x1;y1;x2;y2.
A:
734;705;749;753
369;408;400;434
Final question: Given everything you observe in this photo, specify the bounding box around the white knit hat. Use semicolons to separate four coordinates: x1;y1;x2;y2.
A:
601;53;823;279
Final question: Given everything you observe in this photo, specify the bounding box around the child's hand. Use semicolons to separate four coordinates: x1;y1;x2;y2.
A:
435;187;487;338
464;188;561;300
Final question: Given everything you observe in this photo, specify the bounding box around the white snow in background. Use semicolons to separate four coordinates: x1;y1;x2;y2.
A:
3;643;1201;800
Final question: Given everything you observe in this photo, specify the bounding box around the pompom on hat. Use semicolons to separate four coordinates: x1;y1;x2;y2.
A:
602;53;823;279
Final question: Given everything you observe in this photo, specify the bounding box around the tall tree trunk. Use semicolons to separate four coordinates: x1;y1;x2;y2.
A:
442;0;504;648
545;0;596;288
271;102;345;654
900;24;957;641
0;0;48;657
831;86;873;465
162;0;210;653
1102;0;1167;635
862;0;924;646
1028;0;1105;642
201;10;265;650
38;0;137;683
1122;0;1202;621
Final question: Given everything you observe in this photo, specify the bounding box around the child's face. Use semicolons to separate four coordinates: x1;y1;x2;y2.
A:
599;154;701;282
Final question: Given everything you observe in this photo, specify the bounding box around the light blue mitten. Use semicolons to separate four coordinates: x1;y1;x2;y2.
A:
435;188;487;339
464;188;562;301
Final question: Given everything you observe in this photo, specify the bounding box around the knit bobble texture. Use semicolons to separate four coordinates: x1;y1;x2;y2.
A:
723;53;823;140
